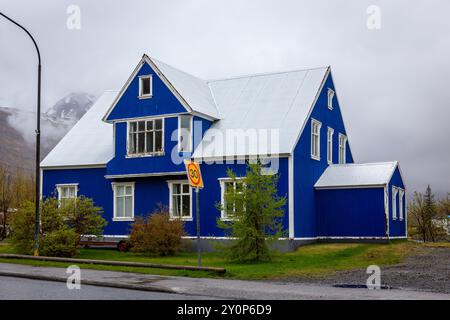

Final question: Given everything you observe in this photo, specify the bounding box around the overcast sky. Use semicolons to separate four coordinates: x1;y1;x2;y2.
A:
0;0;449;196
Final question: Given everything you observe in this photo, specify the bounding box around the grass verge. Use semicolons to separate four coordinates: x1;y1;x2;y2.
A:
0;240;422;280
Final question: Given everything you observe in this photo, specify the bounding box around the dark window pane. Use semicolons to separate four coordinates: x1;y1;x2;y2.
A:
146;132;154;153
155;119;162;130
141;77;151;95
182;195;190;216
155;131;163;152
146;120;153;130
138;133;145;153
138;121;145;131
129;132;137;154
130;122;137;132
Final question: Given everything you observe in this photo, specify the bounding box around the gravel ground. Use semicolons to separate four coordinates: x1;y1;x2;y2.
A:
280;247;450;294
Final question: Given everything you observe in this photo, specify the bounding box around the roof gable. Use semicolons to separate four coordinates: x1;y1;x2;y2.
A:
103;55;220;122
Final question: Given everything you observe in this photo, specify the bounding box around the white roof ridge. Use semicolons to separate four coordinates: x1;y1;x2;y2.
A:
207;65;329;83
328;161;397;167
150;56;208;82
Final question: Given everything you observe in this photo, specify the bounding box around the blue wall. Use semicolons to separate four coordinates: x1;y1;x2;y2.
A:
199;158;290;237
316;187;386;237
388;167;407;237
43;159;289;237
293;71;354;238
106;62;187;121
42;168;115;234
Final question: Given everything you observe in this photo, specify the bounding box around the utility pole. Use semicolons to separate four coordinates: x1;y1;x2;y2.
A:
0;12;41;256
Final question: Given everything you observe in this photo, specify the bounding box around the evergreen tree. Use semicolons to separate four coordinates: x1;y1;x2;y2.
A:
217;162;286;262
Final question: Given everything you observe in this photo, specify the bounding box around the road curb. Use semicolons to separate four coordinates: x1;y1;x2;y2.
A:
0;253;226;274
0;271;176;294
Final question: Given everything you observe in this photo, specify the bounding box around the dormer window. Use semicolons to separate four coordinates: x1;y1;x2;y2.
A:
328;88;334;110
139;75;152;98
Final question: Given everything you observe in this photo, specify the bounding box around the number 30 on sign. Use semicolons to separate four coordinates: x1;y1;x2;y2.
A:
184;160;204;189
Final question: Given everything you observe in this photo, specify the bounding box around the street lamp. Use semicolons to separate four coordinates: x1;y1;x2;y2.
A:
0;12;41;256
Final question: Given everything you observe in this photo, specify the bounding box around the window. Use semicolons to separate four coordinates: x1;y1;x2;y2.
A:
327;127;334;164
178;115;192;152
338;133;347;164
112;183;134;221
128;118;163;156
169;181;192;220
392;187;398;220
220;179;245;220
56;184;78;207
328;88;334;110
139;75;152;98
399;189;404;220
311;119;322;160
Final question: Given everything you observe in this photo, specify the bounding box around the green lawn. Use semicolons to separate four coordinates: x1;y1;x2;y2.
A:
0;241;419;280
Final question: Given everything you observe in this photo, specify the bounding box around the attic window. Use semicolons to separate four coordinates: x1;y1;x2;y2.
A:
139;75;152;98
328;88;334;110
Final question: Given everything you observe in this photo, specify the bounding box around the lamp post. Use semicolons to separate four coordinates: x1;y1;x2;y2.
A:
0;12;41;256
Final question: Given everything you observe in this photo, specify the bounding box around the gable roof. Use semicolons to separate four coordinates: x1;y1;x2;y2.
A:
103;55;220;122
314;162;401;189
193;66;329;158
42;58;332;168
40;91;117;168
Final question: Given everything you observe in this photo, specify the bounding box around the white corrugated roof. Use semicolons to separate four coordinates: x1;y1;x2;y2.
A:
314;162;399;188
193;67;329;158
152;58;220;120
43;59;330;168
40;91;117;168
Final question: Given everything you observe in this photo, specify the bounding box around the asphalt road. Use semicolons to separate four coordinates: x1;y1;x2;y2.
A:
0;276;208;300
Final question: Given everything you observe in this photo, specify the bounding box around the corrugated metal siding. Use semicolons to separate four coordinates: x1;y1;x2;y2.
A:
316;187;386;237
388;167;407;237
293;72;354;238
106;62;188;121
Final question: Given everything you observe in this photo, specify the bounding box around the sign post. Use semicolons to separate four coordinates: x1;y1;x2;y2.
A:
184;160;204;267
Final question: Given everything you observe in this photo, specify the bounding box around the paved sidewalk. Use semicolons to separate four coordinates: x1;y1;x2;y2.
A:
0;262;449;300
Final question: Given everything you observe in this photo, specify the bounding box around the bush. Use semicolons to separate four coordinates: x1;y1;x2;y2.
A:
9;198;64;254
62;196;106;241
130;206;185;256
40;229;79;258
9;197;106;257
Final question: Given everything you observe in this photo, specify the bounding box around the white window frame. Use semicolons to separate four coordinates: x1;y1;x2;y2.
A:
112;182;135;221
138;75;152;99
311;119;322;161
392;186;398;220
399;189;404;221
328;88;335;110
127;118;164;157
327;127;334;164
178;115;193;153
168;180;192;221
338;133;347;164
56;183;78;207
219;178;245;221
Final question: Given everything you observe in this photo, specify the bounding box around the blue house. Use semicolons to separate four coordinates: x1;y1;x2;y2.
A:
40;54;407;247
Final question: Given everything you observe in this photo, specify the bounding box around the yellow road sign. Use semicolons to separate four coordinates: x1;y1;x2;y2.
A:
184;160;204;189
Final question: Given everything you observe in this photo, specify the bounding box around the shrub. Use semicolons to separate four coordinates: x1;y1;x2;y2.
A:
130;206;185;256
62;196;106;242
40;228;79;258
9;198;64;254
9;196;106;257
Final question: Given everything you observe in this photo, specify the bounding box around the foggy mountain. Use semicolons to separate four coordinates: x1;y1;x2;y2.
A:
0;92;95;174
